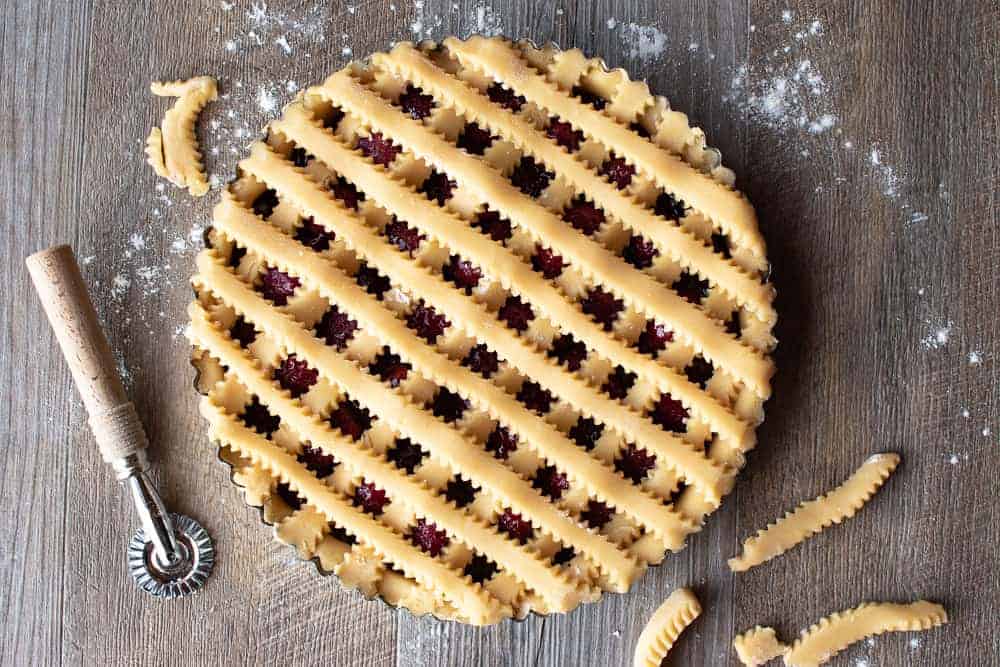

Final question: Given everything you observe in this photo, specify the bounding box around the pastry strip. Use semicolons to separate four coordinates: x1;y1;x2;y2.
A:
784;601;948;667
632;587;702;667
146;76;217;196
315;70;775;398
273;105;753;450
211;193;698;546
194;252;641;589
188;304;588;612
733;626;789;666
443;37;767;262
729;453;900;571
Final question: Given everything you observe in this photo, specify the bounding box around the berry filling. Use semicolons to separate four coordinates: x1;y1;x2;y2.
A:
445;477;477;507
295;219;334;252
629;121;651;138
600;155;635;190
290;147;311;168
228;245;247;268
569;417;604;451
637;320;673;355
407;302;450;342
431;388;468;423
369;349;411;388
581;500;613;529
330;399;373;440
464;554;498;583
275;482;303;510
517;380;553;414
602;366;636;400
615;444;657;483
651;393;688;433
572;86;607;110
654;192;687;220
420;171;455;205
510;157;553;197
322;108;345;130
411;519;449;556
298;443;337;478
443;255;482;292
533;466;570;500
474;210;512;242
562;197;605;235
387;438;426;473
259;267;300;305
398;85;435;119
547;120;584;151
685;356;714;387
622;234;658;269
552;547;576;565
315;306;358;350
330;177;364;210
486;425;518;460
274;354;319;397
327;523;356;545
241;397;280;436
581;287;623;330
252;188;280;218
457;122;495;155
497;509;534;543
498;295;534;332
711;232;731;258
354;481;388;515
463;344;500;378
356;263;391;299
549;334;587;371
531;245;565;278
486;83;525;112
673;271;709;304
357;132;401;166
384;219;425;254
229;316;258;348
725;312;742;337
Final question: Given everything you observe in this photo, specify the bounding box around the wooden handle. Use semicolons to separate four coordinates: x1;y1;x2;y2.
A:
26;245;148;463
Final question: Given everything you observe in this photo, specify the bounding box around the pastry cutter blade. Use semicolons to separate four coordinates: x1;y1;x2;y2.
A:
26;244;213;598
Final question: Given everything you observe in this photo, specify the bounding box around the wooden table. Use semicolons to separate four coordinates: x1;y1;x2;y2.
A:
3;0;997;664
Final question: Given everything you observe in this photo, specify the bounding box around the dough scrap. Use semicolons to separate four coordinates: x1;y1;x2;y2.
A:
633;588;701;667
734;626;789;666
146;75;217;196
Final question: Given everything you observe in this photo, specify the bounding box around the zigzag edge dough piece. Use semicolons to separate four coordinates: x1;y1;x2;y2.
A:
632;588;702;667
729;453;900;572
734;626;789;666
784;601;948;667
146;75;217;196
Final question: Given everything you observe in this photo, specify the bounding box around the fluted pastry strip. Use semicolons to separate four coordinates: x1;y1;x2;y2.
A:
632;588;702;667
145;76;216;196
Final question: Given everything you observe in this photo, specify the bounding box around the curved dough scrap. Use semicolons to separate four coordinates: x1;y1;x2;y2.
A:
633;588;702;667
146;75;217;196
784;600;948;667
734;626;789;666
729;453;900;572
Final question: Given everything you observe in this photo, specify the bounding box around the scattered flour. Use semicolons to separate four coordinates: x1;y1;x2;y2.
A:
920;320;953;350
606;17;617;30
257;86;278;113
473;4;503;37
961;408;970;418
622;23;668;62
982;426;991;437
968;351;983;365
274;35;292;55
909;637;922;649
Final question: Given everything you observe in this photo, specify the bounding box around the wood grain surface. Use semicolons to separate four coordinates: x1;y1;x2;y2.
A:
2;0;997;665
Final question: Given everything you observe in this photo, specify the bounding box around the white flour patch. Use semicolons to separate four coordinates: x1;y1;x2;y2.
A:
81;254;95;266
948;454;960;465
983;426;991;437
961;408;970;418
622;23;668;62
920;320;953;350
606;17;617;30
274;35;292;55
257;86;278;114
909;637;922;649
968;351;983;365
473;4;503;36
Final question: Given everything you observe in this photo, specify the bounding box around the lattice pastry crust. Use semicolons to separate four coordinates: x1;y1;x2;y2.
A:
147;76;217;196
632;588;701;667
188;36;776;625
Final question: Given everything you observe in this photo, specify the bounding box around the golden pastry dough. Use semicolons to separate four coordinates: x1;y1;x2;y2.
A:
188;37;777;624
729;453;900;571
633;588;701;667
734;626;789;666
784;601;948;667
146;75;217;196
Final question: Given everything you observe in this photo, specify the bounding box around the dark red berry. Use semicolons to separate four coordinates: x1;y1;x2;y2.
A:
486;426;518;460
274;354;318;397
290;147;311;167
443;255;482;292
602;366;636;400
330;177;363;210
487;83;525;112
616;444;657;484
517;380;553;414
387;438;426;473
357;132;400;166
398;85;435;119
498;295;534;332
581;500;613;529
252;188;280;218
581;287;623;330
259;267;300;305
298;443;336;478
552;547;576;565
549;334;587;371
601;155;635;190
474;210;512;242
711;232;731;258
673;271;709;304
463;344;499;377
498;509;533;543
355;481;388;515
421;171;455;205
230;315;257;348
464;554;498;582
295;219;333;251
356;263;391;299
685;356;714;387
531;245;564;278
241;397;280;436
407;302;450;342
563;197;605;235
457;122;494;155
725;312;742;337
275;482;303;510
369;349;410;387
228;245;247;268
654;192;687;220
533;466;570;500
316;306;358;349
328;523;357;545
445;478;477;507
651;393;688;433
629;121;651;138
547;120;584;151
510;157;552;197
330;399;373;440
572;86;606;110
384;219;425;254
622;234;658;269
432;388;468;423
569;417;603;451
637;320;673;354
411;519;449;556
322;108;345;130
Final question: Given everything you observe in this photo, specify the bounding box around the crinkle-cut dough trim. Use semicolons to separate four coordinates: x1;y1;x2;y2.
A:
146;75;217;196
729;453;900;572
316;68;775;399
734;626;789;666
193;250;641;591
186;302;588;616
442;36;768;266
212;190;697;548
632;588;702;667
784;601;948;667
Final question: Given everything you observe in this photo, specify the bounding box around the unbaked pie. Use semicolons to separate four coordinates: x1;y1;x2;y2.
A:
189;35;776;625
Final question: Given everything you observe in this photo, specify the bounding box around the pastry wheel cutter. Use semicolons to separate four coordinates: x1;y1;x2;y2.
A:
26;244;213;598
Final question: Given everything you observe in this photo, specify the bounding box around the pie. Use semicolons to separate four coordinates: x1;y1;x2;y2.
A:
188;35;777;625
